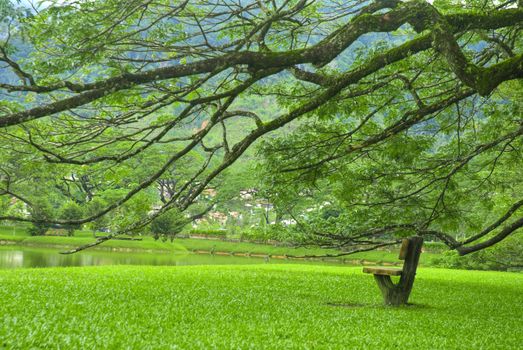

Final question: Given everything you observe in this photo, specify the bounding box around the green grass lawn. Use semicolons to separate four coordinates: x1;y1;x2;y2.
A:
0;265;521;349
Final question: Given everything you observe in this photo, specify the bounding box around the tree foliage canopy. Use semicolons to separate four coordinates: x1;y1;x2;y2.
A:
0;0;522;254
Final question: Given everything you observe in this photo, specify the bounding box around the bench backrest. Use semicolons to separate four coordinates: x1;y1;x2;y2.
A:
398;238;409;260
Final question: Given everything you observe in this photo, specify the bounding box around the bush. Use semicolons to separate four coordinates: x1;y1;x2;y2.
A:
86;197;109;237
28;198;53;236
150;210;186;242
188;229;227;238
433;235;523;271
28;223;51;236
59;201;84;236
239;225;293;243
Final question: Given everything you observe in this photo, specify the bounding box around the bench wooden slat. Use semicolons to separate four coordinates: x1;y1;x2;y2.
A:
363;267;403;276
398;238;409;260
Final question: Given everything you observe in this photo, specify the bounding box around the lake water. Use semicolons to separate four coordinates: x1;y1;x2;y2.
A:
0;245;343;269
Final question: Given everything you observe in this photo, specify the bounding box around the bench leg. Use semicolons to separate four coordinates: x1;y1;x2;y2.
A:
374;275;410;306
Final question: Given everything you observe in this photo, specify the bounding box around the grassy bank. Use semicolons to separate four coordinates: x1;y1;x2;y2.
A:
174;238;441;265
0;227;184;253
0;265;521;349
0;224;441;264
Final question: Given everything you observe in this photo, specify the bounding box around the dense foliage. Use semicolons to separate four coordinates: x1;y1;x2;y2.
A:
434;234;523;271
149;208;186;241
0;0;521;256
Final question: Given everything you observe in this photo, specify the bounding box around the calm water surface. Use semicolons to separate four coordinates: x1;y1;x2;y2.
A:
0;245;342;269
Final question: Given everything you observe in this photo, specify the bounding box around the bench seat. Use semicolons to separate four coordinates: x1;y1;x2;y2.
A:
363;267;402;276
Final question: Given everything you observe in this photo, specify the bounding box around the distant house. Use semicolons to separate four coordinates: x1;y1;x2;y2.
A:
239;188;257;200
193;218;208;227
148;205;162;215
8;197;30;216
281;219;297;226
255;199;273;209
229;211;241;219
202;188;217;198
208;211;227;225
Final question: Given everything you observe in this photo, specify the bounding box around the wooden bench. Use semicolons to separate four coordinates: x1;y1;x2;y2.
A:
363;236;423;306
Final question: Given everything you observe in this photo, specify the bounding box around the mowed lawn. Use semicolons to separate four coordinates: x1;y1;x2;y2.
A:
0;265;521;349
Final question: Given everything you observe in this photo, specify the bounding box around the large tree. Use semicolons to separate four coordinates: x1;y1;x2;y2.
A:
0;0;522;254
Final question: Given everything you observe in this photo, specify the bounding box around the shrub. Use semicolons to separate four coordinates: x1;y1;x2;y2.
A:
433;235;523;271
188;229;227;238
239;225;292;243
27;198;53;236
59;201;84;236
28;223;51;236
150;210;186;242
86;197;110;237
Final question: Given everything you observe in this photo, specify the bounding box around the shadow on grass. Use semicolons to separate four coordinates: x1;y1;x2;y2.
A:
325;302;369;308
325;301;434;310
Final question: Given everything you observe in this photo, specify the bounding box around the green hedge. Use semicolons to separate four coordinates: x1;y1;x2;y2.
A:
187;229;228;237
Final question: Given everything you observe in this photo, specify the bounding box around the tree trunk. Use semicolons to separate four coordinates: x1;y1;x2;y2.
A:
374;275;411;306
375;236;424;306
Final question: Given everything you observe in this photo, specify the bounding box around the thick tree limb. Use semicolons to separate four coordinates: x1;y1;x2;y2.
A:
1;4;522;127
